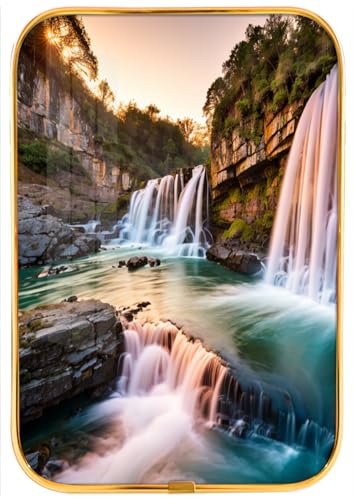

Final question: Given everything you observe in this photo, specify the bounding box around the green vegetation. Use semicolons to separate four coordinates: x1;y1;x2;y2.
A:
219;187;244;211
18;134;88;178
204;15;337;142
222;210;274;246
222;218;246;240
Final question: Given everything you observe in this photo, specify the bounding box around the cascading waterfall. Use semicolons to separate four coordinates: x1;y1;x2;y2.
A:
265;65;338;305
119;165;212;257
119;320;227;424
57;318;333;483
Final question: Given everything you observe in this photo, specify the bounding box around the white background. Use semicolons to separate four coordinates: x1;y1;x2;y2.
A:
1;0;353;498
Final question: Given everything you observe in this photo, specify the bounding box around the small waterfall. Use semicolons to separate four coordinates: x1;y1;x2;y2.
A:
119;320;227;424
69;219;101;234
119;165;212;257
265;65;338;305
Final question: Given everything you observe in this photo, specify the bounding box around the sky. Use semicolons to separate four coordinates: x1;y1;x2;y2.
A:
82;14;267;124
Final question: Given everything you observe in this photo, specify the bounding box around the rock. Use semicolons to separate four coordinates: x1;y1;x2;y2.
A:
127;256;148;271
45;459;67;475
206;244;231;262
18;196;101;267
207;243;261;275
137;301;151;308
122;312;134;323
148;258;161;267
118;260;126;268
66;295;78;303
19;299;124;423
227;251;262;275
25;446;50;473
59;244;80;258
26;451;41;472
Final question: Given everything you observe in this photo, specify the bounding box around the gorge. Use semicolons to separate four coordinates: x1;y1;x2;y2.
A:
18;14;338;487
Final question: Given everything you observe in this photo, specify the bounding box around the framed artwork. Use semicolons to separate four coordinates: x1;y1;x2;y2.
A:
13;7;342;493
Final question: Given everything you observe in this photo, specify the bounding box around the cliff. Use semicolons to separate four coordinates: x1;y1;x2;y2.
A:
17;48;132;222
210;100;303;254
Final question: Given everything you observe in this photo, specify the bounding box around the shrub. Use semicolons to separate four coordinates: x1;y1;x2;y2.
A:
222;218;246;240
18;137;83;176
271;87;288;113
236;98;251;117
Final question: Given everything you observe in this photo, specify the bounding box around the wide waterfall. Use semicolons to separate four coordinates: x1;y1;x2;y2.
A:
266;66;338;305
119;165;212;257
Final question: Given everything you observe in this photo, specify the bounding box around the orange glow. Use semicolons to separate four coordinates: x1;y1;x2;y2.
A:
82;15;268;124
62;47;71;60
46;29;60;45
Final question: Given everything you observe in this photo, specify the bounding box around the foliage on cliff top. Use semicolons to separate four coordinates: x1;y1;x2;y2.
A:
19;16;208;183
204;15;337;142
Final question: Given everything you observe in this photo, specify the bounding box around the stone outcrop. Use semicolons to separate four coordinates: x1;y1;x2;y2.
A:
211;100;303;195
210;101;305;255
206;244;262;275
19;299;124;423
18;196;101;266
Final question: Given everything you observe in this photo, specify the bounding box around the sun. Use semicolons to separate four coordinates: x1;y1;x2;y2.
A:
46;29;60;45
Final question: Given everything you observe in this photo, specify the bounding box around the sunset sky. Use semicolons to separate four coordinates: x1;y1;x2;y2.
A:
82;14;267;124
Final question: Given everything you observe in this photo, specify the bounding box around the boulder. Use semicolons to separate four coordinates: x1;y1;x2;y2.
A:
206;244;231;262
207;243;261;275
19;299;124;423
148;258;161;267
127;256;148;271
18;196;101;266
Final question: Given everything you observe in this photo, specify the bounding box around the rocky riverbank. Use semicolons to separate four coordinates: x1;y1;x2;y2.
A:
20;298;124;423
18;196;101;266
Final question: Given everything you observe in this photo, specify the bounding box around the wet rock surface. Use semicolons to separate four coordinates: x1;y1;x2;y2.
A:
19;299;124;423
206;243;262;275
123;256;161;271
18;196;101;266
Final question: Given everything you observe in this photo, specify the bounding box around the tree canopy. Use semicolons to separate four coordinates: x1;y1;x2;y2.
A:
204;15;337;142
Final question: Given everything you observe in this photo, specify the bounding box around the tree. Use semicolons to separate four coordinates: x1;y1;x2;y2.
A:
146;104;160;121
177;118;195;143
204;14;336;139
45;16;98;80
98;79;115;111
203;77;226;124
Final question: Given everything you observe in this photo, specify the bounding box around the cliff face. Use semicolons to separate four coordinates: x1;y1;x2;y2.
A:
17;54;132;205
209;100;304;253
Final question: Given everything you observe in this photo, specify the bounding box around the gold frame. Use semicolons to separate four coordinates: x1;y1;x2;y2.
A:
11;6;344;494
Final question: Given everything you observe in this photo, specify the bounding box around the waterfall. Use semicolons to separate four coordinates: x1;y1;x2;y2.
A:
56;318;334;484
265;65;338;305
69;219;101;234
118;319;333;452
119;165;212;257
119;320;227;424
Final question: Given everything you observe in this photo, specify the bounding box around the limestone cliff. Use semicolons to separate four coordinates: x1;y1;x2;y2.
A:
17;51;132;208
210;100;304;254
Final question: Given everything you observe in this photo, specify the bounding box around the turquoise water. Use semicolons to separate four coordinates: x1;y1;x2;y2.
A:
20;245;336;484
